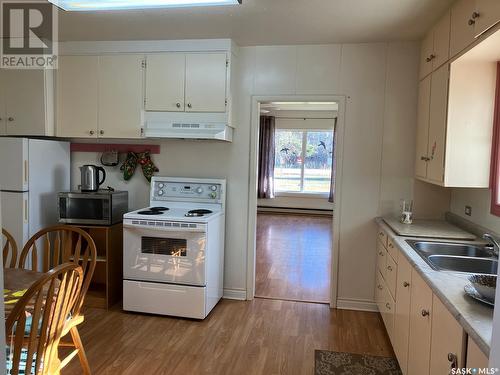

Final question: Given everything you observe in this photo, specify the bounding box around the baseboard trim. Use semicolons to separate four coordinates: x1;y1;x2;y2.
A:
257;206;333;216
223;288;247;300
336;298;378;312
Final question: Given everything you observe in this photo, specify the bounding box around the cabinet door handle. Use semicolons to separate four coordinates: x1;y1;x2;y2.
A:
8;117;14;122
472;11;480;19
468;19;476;26
447;353;458;370
187;103;192;108
421;309;430;317
426;54;435;62
176;102;181;108
387;265;393;271
99;130;104;135
388;243;394;248
421;156;430;161
403;282;410;288
378;251;384;256
385;303;391;310
89;130;95;135
377;285;383;290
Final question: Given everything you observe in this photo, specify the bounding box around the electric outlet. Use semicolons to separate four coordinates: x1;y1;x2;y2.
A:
465;206;472;216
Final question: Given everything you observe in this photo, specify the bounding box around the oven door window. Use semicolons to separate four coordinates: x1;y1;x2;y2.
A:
64;198;105;220
141;237;187;257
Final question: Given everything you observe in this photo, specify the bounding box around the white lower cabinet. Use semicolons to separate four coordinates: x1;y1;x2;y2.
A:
375;226;486;374
429;295;466;374
407;270;433;375
393;254;412;375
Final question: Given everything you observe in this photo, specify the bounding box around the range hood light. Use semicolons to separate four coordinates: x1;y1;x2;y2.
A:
48;0;242;11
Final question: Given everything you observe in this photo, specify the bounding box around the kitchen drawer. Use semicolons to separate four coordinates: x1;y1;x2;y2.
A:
377;228;388;248
375;270;385;307
386;254;398;299
387;237;398;263
381;282;395;343
377;241;387;280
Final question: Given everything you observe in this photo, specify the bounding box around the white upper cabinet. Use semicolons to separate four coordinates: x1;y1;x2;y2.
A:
98;55;144;139
419;32;434;80
451;0;500;57
57;55;99;138
0;69;54;136
145;52;228;113
450;0;477;57
57;55;144;139
419;11;450;80
185;53;227;113
145;53;185;112
415;77;431;179
426;64;449;184
474;0;500;37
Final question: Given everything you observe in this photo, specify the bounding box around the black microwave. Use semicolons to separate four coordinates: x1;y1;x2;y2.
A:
58;190;128;226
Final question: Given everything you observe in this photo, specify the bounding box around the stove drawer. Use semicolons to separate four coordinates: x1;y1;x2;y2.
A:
123;280;207;319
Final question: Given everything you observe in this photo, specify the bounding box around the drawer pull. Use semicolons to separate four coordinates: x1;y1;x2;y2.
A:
378;251;384;256
377;285;383;290
403;282;410;288
388;243;394;248
447;353;458;370
421;309;430;317
387;265;393;271
379;232;384;237
385;303;391;310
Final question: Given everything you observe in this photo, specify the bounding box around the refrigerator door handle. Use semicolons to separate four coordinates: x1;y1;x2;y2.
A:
24;159;28;185
24;198;28;223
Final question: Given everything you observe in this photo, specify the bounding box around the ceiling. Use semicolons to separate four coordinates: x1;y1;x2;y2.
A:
53;0;455;45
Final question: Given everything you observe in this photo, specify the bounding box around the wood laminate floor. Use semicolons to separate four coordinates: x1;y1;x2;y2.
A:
255;213;332;303
61;299;393;375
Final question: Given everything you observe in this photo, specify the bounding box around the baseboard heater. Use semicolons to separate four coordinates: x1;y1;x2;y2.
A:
257;206;333;216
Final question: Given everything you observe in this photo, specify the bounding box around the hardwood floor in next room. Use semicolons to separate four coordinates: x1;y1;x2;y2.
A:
61;299;393;375
255;213;332;303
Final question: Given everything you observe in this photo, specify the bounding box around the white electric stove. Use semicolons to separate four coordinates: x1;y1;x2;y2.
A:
122;177;226;319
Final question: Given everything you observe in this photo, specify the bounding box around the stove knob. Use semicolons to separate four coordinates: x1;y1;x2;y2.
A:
210;185;217;191
158;183;164;188
196;187;203;194
158;190;164;196
210;192;217;199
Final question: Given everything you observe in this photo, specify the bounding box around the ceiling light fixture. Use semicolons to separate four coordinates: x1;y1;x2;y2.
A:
48;0;242;11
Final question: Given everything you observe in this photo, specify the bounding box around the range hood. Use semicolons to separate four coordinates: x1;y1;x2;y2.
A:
144;112;233;142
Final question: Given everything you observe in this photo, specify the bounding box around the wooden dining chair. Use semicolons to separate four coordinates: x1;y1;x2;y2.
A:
2;228;18;268
6;263;84;375
19;225;97;375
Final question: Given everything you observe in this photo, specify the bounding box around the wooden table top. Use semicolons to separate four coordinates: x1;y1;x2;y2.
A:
4;268;47;319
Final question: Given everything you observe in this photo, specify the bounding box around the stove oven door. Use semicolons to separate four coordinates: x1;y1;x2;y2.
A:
123;222;206;286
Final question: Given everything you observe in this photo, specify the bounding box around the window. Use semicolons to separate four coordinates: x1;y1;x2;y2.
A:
490;62;500;216
274;129;334;194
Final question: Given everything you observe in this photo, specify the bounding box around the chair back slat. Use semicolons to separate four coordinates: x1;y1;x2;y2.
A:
2;228;18;268
19;225;97;317
42;235;51;273
31;242;38;273
6;264;83;375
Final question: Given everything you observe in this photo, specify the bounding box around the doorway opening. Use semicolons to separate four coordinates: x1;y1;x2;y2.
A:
250;99;343;305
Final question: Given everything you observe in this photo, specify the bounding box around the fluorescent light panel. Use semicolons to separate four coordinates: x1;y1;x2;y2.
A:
48;0;241;11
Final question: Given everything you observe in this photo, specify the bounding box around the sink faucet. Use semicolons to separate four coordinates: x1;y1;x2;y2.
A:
483;233;500;257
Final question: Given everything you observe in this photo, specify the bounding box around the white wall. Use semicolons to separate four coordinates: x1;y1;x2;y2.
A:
70;41;423;306
451;188;500;232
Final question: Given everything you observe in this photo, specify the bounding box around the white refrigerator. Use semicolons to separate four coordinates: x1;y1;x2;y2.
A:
0;138;70;254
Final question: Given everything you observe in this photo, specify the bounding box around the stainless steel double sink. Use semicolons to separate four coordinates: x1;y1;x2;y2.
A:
406;240;498;275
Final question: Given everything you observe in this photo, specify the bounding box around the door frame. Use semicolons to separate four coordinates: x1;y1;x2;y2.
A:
246;95;346;308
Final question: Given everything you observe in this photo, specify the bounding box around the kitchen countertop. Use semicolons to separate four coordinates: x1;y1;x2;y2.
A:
375;217;494;356
383;217;476;240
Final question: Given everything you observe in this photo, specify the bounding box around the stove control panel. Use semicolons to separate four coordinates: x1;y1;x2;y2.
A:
152;181;222;202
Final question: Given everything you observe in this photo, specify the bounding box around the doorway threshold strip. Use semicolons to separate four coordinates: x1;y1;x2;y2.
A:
254;295;329;305
315;350;402;375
